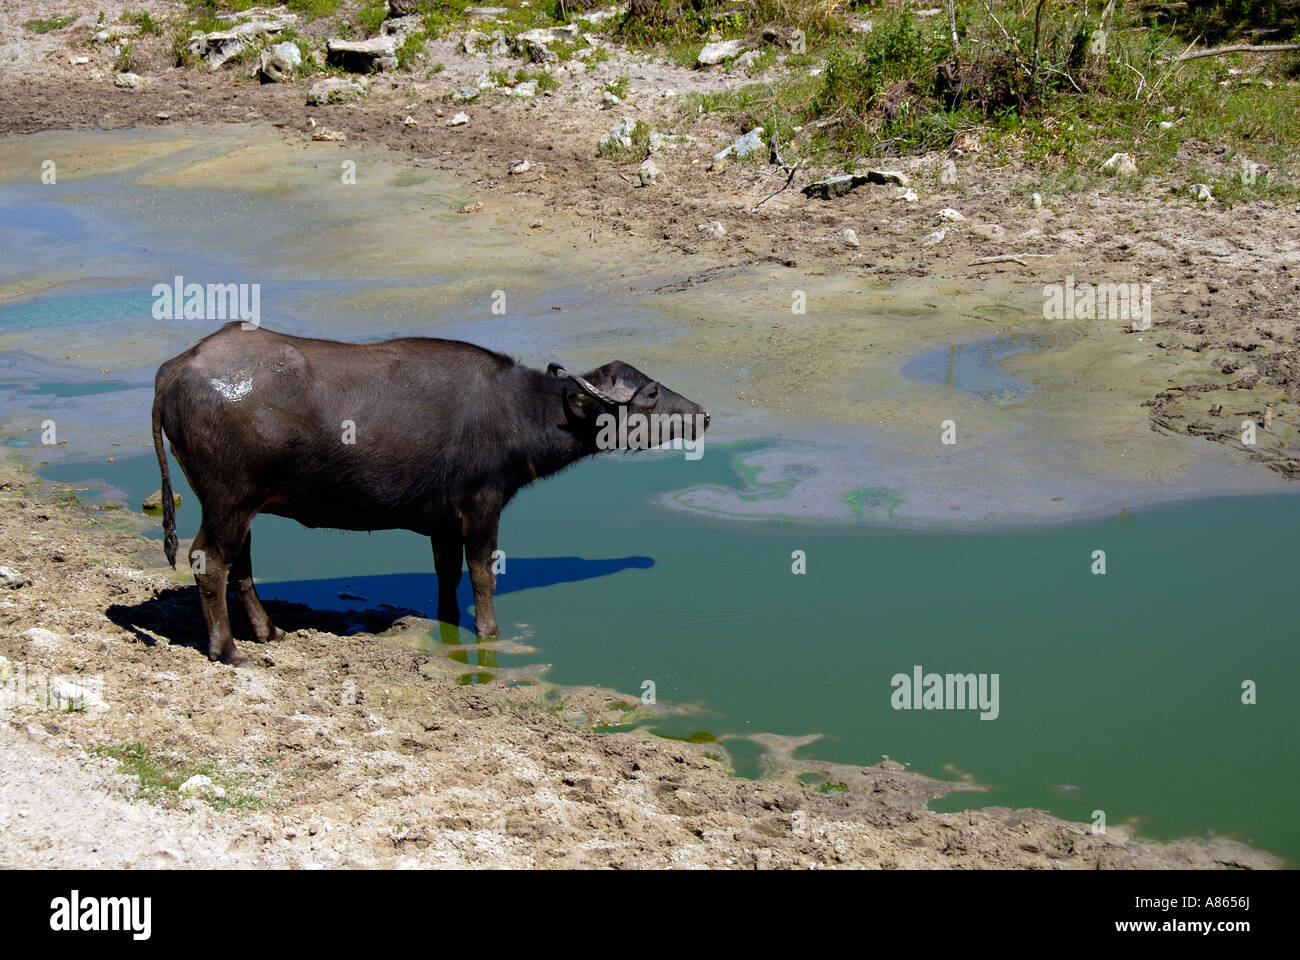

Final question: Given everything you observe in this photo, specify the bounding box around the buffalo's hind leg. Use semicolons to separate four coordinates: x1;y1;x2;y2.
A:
191;513;252;666
232;530;284;644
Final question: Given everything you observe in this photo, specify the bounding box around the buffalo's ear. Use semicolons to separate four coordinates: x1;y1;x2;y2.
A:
565;388;599;418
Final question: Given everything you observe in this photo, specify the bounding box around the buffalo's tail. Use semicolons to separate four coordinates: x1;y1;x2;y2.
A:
151;390;178;569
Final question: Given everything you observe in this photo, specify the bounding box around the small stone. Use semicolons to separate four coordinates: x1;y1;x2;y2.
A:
50;678;109;713
938;208;965;222
510;159;531;175
142;490;181;511
896;188;919;202
178;775;213;796
403;115;418;127
306;78;369;105
1102;152;1138;176
114;72;143;89
452;85;479;103
697;221;726;238
327;36;398;74
1188;182;1213;201
922;228;947;245
599;117;640;153
713;127;764;162
697;39;747;67
1031;192;1043;209
529;220;544;229
0;566;30;589
841;228;860;248
638;160;666;186
21;627;60;647
602;90;621;108
257;41;302;83
647;132;695;153
511;79;538;98
311;128;347;142
446;112;470;127
460;201;484;214
865;169;909;187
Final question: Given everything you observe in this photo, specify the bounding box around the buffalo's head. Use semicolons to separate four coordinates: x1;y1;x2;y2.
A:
549;360;710;453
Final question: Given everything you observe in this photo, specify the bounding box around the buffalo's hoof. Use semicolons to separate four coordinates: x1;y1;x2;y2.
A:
220;644;249;667
257;626;286;644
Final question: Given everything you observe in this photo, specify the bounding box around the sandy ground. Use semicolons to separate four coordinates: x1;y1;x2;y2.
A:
0;4;1294;868
0;463;1280;868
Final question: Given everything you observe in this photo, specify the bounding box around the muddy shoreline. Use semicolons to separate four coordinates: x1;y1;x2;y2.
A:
0;463;1281;868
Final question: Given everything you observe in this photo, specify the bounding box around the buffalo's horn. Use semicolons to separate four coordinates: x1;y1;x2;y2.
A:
547;363;567;377
570;374;634;405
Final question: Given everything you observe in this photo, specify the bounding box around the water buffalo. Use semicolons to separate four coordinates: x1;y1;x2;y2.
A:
152;323;709;664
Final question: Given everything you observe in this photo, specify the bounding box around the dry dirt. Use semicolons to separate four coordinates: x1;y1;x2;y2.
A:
0;3;1294;868
0;463;1280;868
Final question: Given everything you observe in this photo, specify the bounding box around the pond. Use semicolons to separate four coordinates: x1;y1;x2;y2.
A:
7;127;1298;865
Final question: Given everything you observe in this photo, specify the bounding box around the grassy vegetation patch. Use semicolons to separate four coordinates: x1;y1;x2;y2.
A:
93;742;263;813
25;16;76;33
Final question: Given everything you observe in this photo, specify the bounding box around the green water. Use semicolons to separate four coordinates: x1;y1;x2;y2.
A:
46;449;1300;863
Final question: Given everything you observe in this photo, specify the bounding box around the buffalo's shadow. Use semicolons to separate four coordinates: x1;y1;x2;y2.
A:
107;555;653;653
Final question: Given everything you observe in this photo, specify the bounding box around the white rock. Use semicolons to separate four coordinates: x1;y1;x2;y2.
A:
697;221;726;238
178;775;213;795
21;627;61;648
511;79;537;98
600;117;640;153
49;678;109;713
114;72;143;89
306;77;369;105
446;112;470;127
896;188;918;202
0;566;29;588
697;39;746;67
713;127;765;162
842;228;860;248
938;208;965;222
1102;152;1138;176
922;228;947;245
638;160;666;186
510;159;531;175
648;132;695;153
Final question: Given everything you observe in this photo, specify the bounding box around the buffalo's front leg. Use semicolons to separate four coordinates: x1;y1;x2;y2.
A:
432;535;463;628
231;531;284;644
464;516;500;639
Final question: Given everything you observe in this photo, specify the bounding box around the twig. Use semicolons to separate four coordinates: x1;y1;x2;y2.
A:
754;123;801;209
1173;43;1300;61
945;0;960;67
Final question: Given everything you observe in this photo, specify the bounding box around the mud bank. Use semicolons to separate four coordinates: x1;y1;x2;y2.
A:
0;464;1277;868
